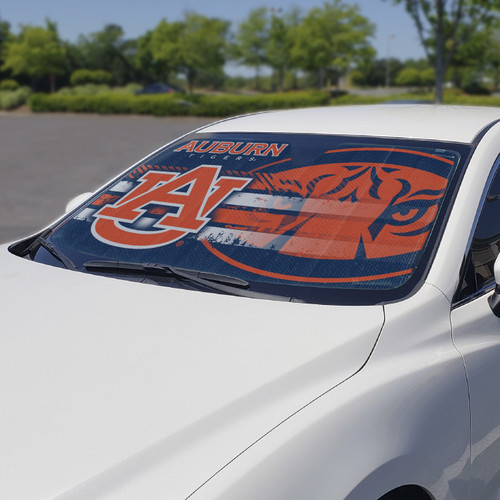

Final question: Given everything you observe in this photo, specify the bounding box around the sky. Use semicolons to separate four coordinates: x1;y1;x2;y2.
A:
0;0;426;67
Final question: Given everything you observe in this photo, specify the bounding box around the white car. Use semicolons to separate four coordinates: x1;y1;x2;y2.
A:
4;104;500;500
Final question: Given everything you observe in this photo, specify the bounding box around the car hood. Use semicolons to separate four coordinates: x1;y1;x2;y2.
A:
0;247;384;499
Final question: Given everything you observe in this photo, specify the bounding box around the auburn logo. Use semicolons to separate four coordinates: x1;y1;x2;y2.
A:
92;165;251;248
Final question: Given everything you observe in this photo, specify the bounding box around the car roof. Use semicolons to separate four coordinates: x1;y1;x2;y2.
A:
200;104;500;143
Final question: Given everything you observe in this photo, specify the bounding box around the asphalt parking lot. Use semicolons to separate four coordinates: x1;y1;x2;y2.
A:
0;112;213;243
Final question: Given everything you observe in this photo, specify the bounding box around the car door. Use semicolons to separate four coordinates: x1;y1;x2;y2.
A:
451;163;500;500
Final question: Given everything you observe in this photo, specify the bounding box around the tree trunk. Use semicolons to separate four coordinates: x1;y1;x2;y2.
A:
278;67;285;91
49;75;56;93
434;0;445;103
318;67;326;89
494;65;500;91
254;65;261;91
187;68;195;94
452;66;461;88
435;46;445;102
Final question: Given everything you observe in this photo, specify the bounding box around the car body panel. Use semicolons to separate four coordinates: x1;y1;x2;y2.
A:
452;293;500;500
0;247;383;498
189;285;470;500
203;105;500;143
6;105;500;499
426;122;500;301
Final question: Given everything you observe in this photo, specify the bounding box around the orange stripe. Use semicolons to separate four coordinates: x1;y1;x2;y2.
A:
201;239;413;283
248;158;291;174
324;147;454;165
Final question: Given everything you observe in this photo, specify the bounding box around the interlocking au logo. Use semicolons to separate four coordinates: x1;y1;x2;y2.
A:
91;165;251;248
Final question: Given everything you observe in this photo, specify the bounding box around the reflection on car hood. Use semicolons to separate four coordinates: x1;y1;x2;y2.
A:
0;247;384;499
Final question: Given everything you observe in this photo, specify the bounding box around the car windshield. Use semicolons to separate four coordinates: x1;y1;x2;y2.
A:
35;132;470;304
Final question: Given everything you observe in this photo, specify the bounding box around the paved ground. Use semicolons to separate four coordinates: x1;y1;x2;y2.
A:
0;113;213;243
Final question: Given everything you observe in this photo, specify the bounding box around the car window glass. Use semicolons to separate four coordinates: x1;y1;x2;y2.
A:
456;166;500;301
39;133;468;305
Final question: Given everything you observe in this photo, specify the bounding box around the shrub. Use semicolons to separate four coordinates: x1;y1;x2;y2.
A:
57;83;142;96
395;68;422;87
70;69;113;86
349;70;365;87
462;81;491;96
29;90;331;116
112;83;143;94
420;68;435;87
331;94;385;105
443;87;463;98
443;93;500;107
57;84;111;96
331;91;434;106
0;79;19;91
0;87;31;110
29;93;187;115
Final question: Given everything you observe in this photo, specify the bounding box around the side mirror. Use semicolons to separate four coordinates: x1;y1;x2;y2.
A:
65;192;92;213
489;255;500;317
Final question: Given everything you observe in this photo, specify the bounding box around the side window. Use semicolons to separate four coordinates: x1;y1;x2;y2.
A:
456;167;500;301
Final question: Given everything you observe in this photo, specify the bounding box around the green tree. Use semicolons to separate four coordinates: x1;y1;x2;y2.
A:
62;40;85;80
420;67;436;86
0;17;12;81
2;20;66;90
232;7;270;89
290;0;375;88
135;27;176;84
394;66;434;87
388;0;500;102
446;28;487;87
75;24;136;85
483;29;500;89
0;17;10;58
395;67;421;86
177;13;229;93
70;69;112;86
147;19;184;84
146;14;229;93
355;57;404;86
267;8;301;91
445;19;500;89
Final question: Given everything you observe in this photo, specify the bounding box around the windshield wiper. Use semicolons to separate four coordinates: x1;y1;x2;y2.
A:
83;260;294;301
31;236;77;270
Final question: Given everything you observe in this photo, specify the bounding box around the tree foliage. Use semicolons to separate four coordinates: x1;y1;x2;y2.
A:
147;19;184;83
136;27;174;84
2;20;66;90
290;0;375;88
5;1;500;96
482;27;500;89
70;69;112;86
395;66;434;86
232;8;270;89
267;8;301;91
144;14;229;93
389;0;500;102
176;13;230;93
0;18;12;81
355;58;404;86
73;24;136;85
0;18;11;59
